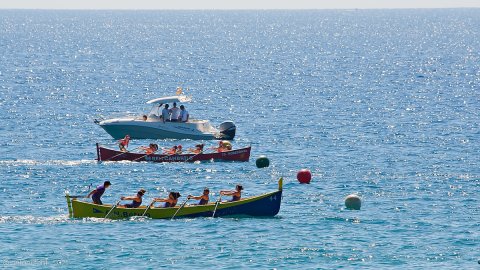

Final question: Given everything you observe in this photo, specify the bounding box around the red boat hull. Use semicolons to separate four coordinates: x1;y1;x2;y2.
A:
96;144;251;162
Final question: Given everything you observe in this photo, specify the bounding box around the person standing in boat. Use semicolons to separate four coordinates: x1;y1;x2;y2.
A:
160;104;171;123
118;189;146;208
87;181;111;205
170;102;180;122
179;105;189;122
220;185;243;202
118;135;130;152
188;188;210;205
152;192;181;208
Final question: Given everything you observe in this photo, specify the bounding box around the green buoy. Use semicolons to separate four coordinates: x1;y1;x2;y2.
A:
345;194;362;210
256;155;270;168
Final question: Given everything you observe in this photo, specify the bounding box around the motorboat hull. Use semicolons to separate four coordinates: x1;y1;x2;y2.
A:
97;119;235;140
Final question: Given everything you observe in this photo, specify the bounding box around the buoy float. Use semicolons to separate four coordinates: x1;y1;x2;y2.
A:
256;155;270;168
296;169;311;184
345;194;362;210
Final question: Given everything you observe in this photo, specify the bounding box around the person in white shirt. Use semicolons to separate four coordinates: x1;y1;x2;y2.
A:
179;105;189;122
170;102;181;122
160;104;171;123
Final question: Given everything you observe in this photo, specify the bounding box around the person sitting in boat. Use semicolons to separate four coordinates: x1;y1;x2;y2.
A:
152;191;181;208
213;140;232;152
118;189;146;208
160;104;171;123
170;102;180;122
188;144;204;154
140;143;159;155
142;115;148;121
220;184;243;202
118;135;130;152
178;105;189;122
87;181;111;205
176;145;183;154
164;145;178;155
187;188;209;205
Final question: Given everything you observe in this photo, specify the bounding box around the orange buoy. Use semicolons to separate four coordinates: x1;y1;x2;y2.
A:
297;169;311;184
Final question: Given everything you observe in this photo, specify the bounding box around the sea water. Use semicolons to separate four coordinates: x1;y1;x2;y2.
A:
0;9;479;269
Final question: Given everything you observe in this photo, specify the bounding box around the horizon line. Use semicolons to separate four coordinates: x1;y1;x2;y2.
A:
1;7;479;11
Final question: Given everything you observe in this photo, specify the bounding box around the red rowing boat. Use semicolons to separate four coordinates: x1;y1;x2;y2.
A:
96;143;251;162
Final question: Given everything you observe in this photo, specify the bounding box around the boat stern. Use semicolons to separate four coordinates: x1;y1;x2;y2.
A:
217;121;236;140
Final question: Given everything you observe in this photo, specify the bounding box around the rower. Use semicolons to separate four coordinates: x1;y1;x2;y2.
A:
164;145;178;155
141;143;159;155
87;181;111;205
187;188;209;205
220;185;243;202
118;135;130;152
152;192;181;208
214;140;232;152
188;144;204;154
118;189;146;208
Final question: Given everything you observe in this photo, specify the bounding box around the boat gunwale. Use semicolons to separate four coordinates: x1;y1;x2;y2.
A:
96;144;251;162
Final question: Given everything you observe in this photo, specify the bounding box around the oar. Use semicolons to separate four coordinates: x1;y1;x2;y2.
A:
183;151;204;163
104;200;121;219
171;198;190;220
104;146;141;161
183;147;217;163
141;200;156;217
212;194;222;218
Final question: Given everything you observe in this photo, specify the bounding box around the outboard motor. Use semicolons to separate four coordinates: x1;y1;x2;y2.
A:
218;121;236;140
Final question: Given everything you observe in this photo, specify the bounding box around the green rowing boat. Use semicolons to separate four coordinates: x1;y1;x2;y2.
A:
66;178;283;219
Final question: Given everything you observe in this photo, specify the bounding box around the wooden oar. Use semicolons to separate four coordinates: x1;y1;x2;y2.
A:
183;151;204;163
104;146;141;161
183;146;219;163
141;200;156;217
212;194;222;218
104;200;121;219
171;198;190;220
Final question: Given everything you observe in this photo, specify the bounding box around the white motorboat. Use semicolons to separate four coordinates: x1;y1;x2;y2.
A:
95;95;236;140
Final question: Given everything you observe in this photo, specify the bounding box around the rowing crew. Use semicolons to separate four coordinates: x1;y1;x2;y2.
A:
87;181;244;208
117;135;233;154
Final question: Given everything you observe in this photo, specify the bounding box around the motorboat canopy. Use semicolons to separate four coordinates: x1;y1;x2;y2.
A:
146;95;192;105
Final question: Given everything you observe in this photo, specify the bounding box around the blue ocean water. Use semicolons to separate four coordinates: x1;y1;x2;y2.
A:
0;9;479;268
